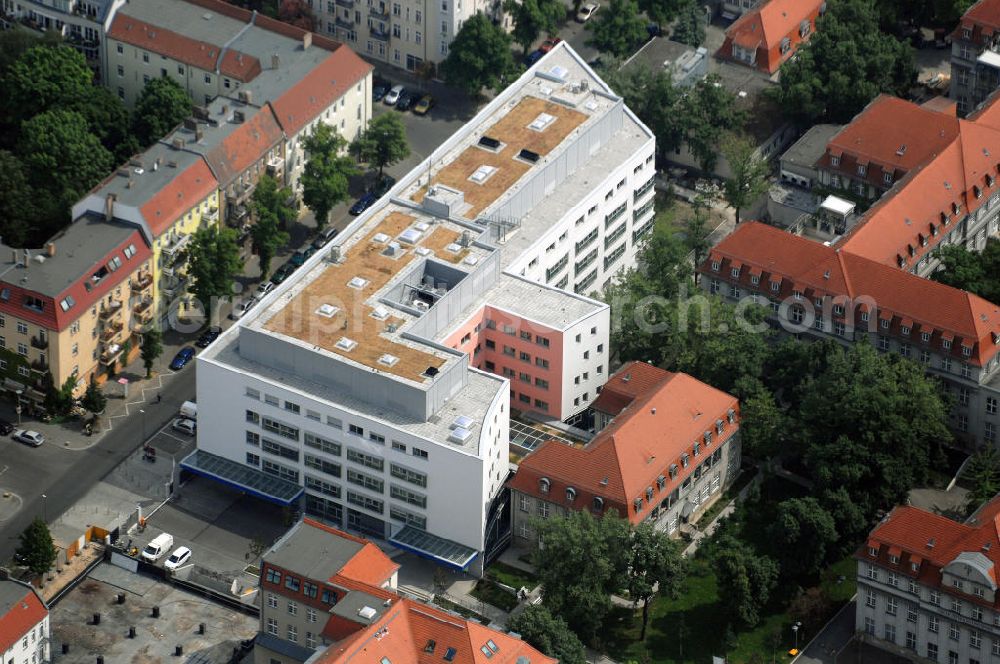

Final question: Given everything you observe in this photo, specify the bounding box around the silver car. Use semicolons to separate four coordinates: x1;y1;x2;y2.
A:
12;429;44;447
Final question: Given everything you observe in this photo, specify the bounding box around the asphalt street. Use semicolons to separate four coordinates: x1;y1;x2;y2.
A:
0;366;195;562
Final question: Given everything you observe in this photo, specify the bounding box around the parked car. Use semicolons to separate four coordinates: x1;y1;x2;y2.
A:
312;227;339;251
141;533;174;562
289;247;316;267
169;346;195;371
395;90;416;111
12;429;43;447
270;263;294;285
372;174;396;197
525;49;545;66
384;85;405;105
350;192;378;216
576;2;599;21
0;419;14;435
163;546;192;571
255;281;275;299
195;326;222;348
413;95;435;116
373;79;391;102
172;417;196;436
228;298;257;320
539;37;563;53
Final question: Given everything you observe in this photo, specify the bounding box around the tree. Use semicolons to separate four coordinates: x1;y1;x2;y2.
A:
722;134;770;225
623;522;685;640
132;75;194;146
800;342;951;521
931;238;1000;303
775;0;915;125
671;0;705;47
0;151;38;247
681;74;746;173
713;538;780;628
15;518;57;577
505;0;566;54
682;196;712;274
350;113;410;180
249;175;294;277
81;85;139;163
587;0;647;58
301;124;357;229
507;606;587;664
966;448;1000;513
767;497;838;580
140;328;163;379
2;44;94;125
637;0;684;26
603;65;685;161
734;376;787;459
81;374;107;414
532;510;629;640
440;14;519;96
187;225;245;316
278;0;317;30
44;373;78;416
0;29;63;82
18;109;113;211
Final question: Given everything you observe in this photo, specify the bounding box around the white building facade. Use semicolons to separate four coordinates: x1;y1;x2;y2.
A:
0;578;49;664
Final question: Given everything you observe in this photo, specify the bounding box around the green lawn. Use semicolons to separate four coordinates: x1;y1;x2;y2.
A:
486;561;539;590
605;556;857;664
470;579;519;612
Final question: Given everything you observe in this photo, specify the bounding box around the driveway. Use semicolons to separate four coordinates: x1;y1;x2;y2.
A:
795;599;857;664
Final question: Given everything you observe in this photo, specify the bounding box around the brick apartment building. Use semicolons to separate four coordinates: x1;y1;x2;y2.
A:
857;496;1000;661
508;362;741;543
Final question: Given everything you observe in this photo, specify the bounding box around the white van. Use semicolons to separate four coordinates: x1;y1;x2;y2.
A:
141;533;174;562
179;401;197;421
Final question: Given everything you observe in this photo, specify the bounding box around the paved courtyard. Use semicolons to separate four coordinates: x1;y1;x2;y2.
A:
50;563;257;663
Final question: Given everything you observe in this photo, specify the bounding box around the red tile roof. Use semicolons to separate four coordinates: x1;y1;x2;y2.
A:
204;104;284;186
140;159;219;237
317;597;556;664
591;360;671;417
719;0;824;73
271;48;372;136
956;0;1000;39
0;581;47;654
107;15;261;81
509;371;738;522
703;222;1000;367
301;518;399;587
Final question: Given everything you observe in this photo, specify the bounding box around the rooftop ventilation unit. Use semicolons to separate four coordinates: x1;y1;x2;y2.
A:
463;256;479;266
445;243;462;253
378;354;399;367
383;241;401;257
478;136;501;150
315;303;339;318
399;228;422;244
469;165;497;184
373;233;390;243
415;222;430;232
358;606;377;620
517;149;540;163
348;276;368;289
414;247;431;256
371;305;390;320
412;299;430;312
548;65;569;80
448;427;473;443
335;337;358;351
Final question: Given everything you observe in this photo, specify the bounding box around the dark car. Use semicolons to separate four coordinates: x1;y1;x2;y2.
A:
373;78;391;102
350;192;378;216
539;37;562;53
372;174;396;197
0;419;13;435
289;246;315;267
525;49;544;66
195;325;222;348
395;90;416;111
169;346;196;371
270;262;295;285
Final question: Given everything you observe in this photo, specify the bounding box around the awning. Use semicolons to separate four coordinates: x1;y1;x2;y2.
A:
389;526;478;571
179;450;304;506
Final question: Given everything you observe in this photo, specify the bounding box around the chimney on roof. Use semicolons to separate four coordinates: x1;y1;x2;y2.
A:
104;193;116;221
271;54;280;69
651;408;656;415
302;32;312;50
172;137;185;149
623;373;631;382
46;243;55;258
927;538;935;549
195;127;204;142
184;118;197;131
221;105;228;117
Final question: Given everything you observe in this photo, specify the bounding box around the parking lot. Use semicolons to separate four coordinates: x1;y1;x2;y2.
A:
50;564;257;663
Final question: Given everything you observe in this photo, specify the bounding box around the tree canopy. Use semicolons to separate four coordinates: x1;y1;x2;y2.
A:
132;75;194;146
140;328;163;378
350;113;410;179
931;238;1000;303
440;14;519;96
712;536;780;628
187;225;244;316
767;497;838;580
250;175;293;278
775;0;915;125
671;0;706;47
623;522;686;639
587;0;648;59
301;123;357;229
2;44;95;124
506;606;587;664
722;133;770;225
16;518;57;577
505;0;565;53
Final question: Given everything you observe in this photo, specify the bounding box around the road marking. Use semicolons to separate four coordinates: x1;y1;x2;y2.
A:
0;465;8;478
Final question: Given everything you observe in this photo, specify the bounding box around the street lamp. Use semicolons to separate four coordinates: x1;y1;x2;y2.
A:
792;621;802;650
139;408;147;442
41;493;47;523
15;389;23;425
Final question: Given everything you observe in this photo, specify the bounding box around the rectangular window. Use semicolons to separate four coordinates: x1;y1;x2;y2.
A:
346;490;384;513
262;417;298;440
391;463;427;487
391;484;427;508
347;468;385;493
304;455;341;478
347;448;384;471
305;432;340;456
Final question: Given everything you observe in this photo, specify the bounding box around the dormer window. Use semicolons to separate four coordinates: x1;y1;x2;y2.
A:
868;546;878;557
693;442;700;456
833;305;844;316
888;554;899;564
703;431;712;445
715;420;724;434
770;281;780;292
830;155;840;167
727;409;735;423
565;487;577;502
799;20;810;37
711;260;720;271
880;318;890;329
668;464;678;479
901;326;910;336
963;346;972;357
731;267;740;278
592;496;604;511
883;172;892;185
779;36;791;54
943;339;952;350
680;453;689;468
656;475;666;489
858;164;867;176
910;561;920;572
793;290;803;300
921;332;931;343
633;498;642;512
539;478;550;494
750;275;759;285
646;487;653;501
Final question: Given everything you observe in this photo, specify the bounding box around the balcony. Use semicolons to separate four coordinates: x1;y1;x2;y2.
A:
369;26;390;40
336;16;355;28
101;320;124;342
161;232;191;259
163;277;189;302
30;335;48;350
30;358;48;373
99;300;123;321
100;344;124;366
131;272;153;292
266;156;285;178
204;206;219;223
336;0;355;6
368;4;390;20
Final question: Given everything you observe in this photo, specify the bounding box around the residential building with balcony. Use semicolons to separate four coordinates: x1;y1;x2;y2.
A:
700;221;1000;448
951;0;1000;115
102;0;372;197
856;495;1000;661
1;0;123;75
0;576;49;664
717;0;825;74
508;363;741;544
255;517;553;664
184;44;650;573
